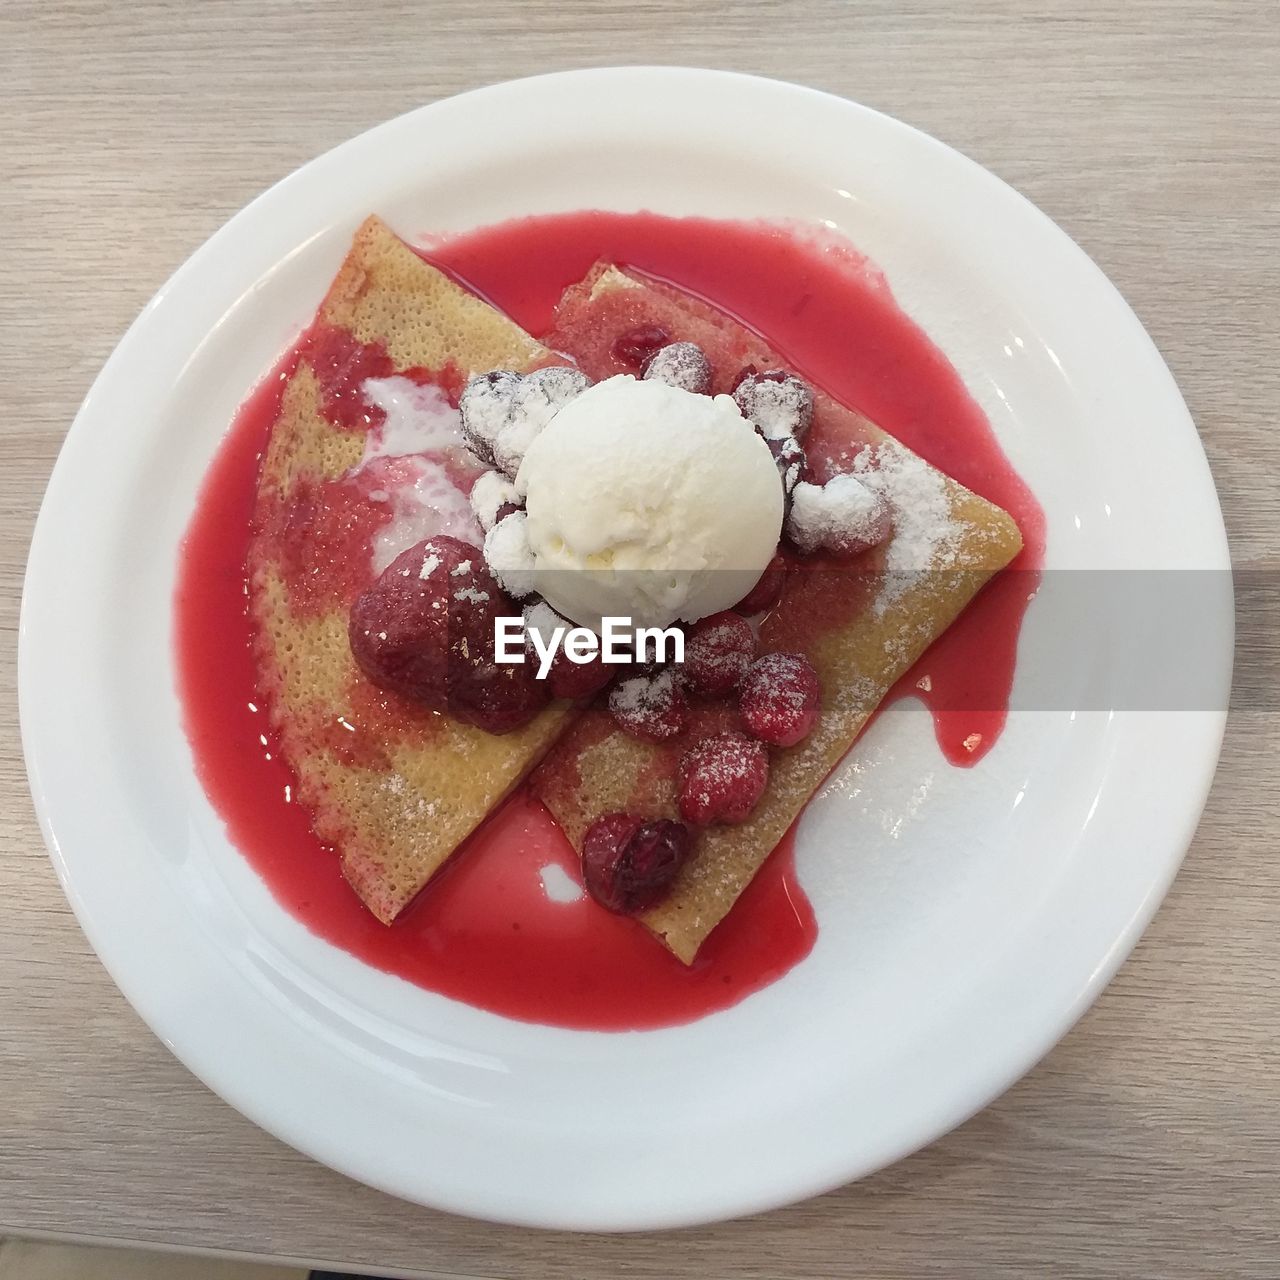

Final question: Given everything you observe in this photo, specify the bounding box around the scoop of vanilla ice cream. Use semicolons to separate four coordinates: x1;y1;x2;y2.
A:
515;375;783;630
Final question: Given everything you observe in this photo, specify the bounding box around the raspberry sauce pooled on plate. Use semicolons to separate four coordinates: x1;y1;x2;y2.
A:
176;211;1043;1031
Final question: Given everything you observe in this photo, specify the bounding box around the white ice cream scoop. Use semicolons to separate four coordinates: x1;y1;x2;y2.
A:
516;375;783;631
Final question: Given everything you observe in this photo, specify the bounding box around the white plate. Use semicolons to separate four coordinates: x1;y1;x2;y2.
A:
20;68;1231;1230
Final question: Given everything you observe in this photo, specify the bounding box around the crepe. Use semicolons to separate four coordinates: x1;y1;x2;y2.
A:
531;265;1023;963
248;216;574;923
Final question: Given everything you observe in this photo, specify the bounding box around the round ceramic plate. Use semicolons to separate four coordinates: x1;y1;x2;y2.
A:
20;68;1231;1230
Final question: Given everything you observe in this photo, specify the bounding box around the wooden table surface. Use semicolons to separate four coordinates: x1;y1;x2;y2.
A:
3;2;1278;1277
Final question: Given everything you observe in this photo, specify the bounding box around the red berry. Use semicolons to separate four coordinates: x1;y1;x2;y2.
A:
458;369;521;466
547;646;614;700
731;365;797;392
733;552;788;616
349;536;465;707
608;667;690;741
785;474;892;558
768;434;807;502
682;611;756;695
733;370;815;440
678;733;770;825
522;602;615;700
642;341;713;395
612;325;671;369
348;535;549;733
446;652;552;734
582;814;693;914
739;652;821;747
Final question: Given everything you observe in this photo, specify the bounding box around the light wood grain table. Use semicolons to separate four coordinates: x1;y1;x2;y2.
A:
3;3;1278;1277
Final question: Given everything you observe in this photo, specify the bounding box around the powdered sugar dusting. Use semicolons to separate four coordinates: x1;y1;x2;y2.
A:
460;366;591;478
770;434;806;496
379;771;439;820
469;469;519;531
744;653;812;716
734;373;815;440
786;473;886;554
483;511;537;598
607;666;685;739
610;669;673;716
684;613;754;691
851;442;964;615
678;732;769;823
523;599;566;650
642;341;712;395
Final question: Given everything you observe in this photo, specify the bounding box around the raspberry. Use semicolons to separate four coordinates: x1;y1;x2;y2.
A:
548;647;614;700
682;611;756;695
785;474;892;557
522;601;614;701
677;733;770;825
733;552;788;616
469;469;522;533
482;510;537;599
612;325;671;369
348;535;549;733
738;652;821;747
458;370;521;466
447;653;552;734
642;341;713;395
459;366;589;477
582;814;693;914
608;667;689;741
769;434;807;501
349;536;466;708
733;369;815;440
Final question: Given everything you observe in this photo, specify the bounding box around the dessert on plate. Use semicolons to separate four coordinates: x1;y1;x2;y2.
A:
236;215;1022;967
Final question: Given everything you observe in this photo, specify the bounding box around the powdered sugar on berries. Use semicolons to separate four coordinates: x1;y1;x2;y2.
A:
469;470;521;531
483;510;537;598
786;473;888;555
459;366;592;478
733;372;815;441
642;342;713;395
609;667;689;741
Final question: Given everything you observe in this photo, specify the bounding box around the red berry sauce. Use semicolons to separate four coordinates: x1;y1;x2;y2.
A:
176;211;1044;1032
